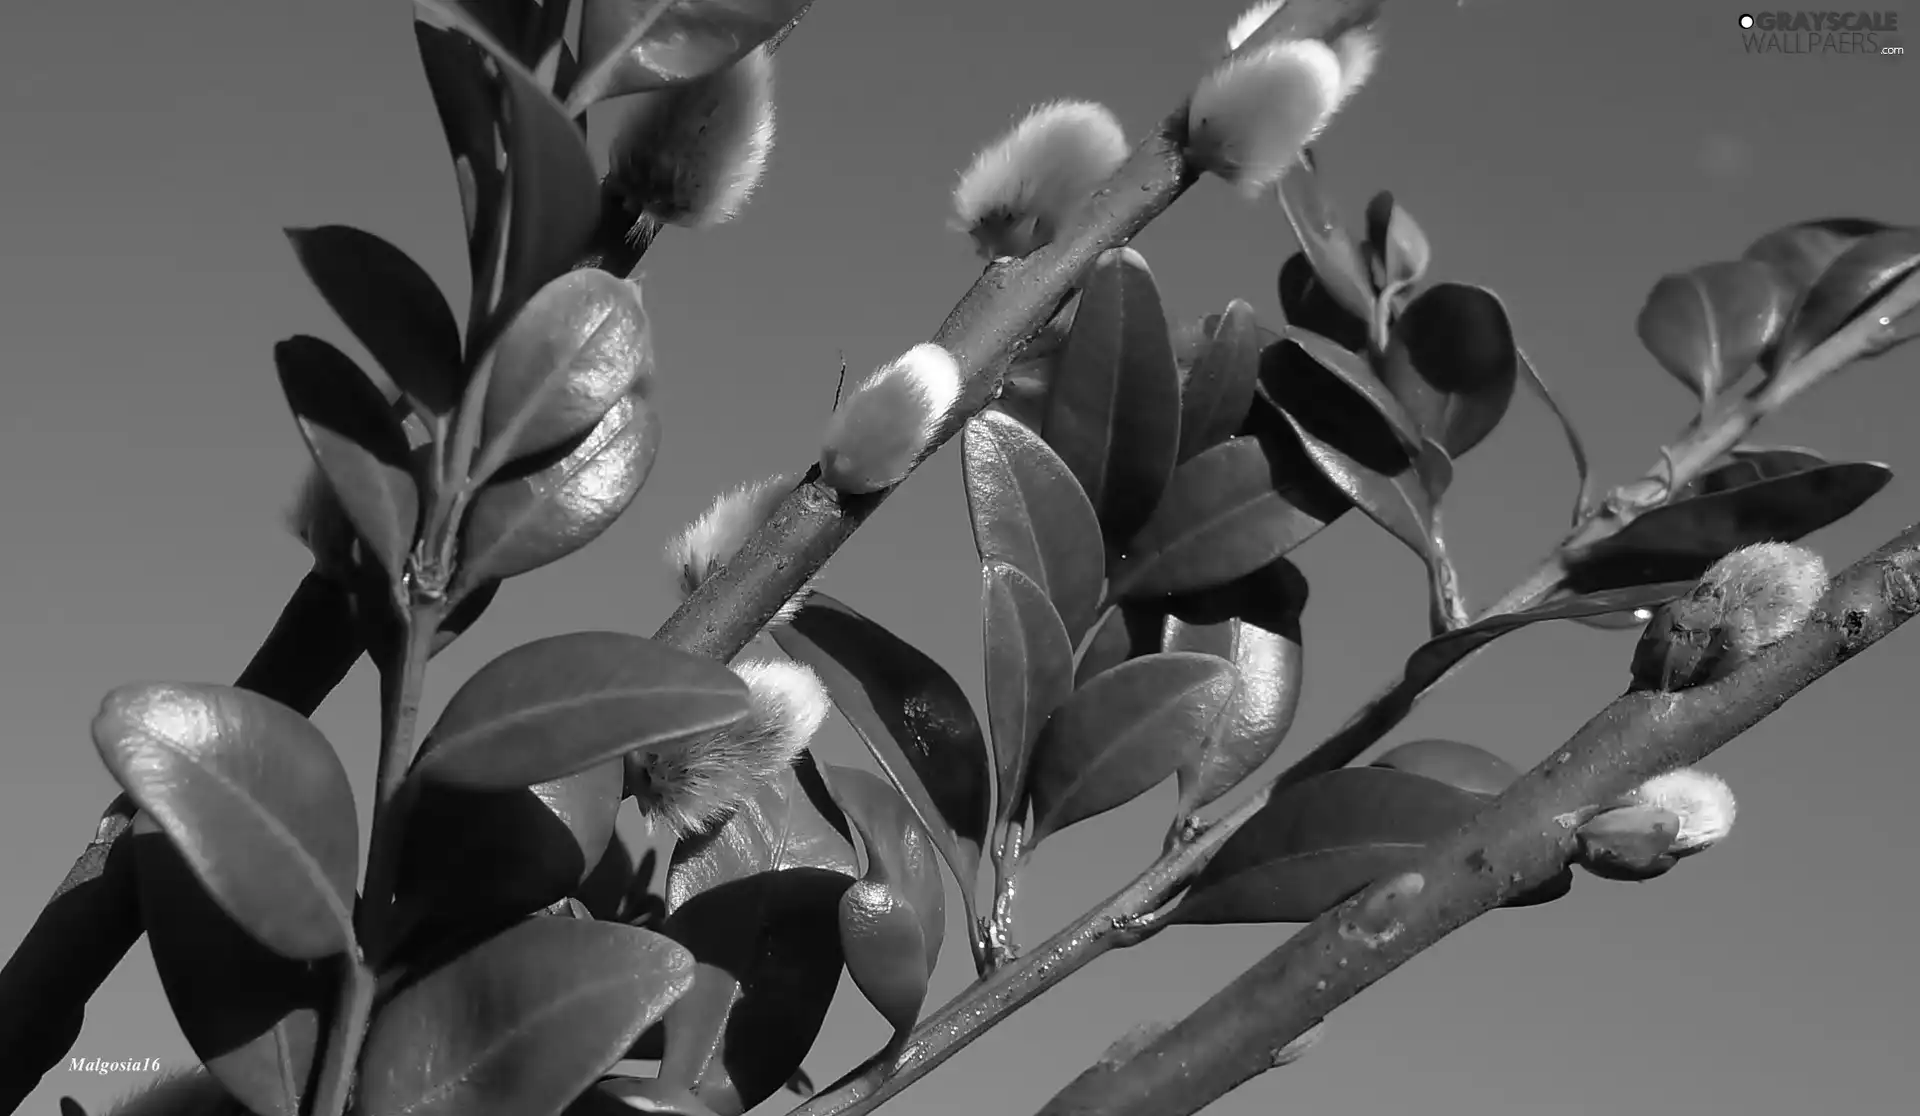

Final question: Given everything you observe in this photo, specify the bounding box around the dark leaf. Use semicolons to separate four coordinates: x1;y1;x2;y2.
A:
1163;603;1305;816
1178;300;1265;462
1771;227;1920;371
658;762;856;1116
962;409;1105;643
59;1100;87;1116
355;918;694;1116
1362;190;1432;291
285;225;466;415
772;596;992;921
1072;601;1167;688
1742;217;1895;300
456;390;660;597
93;684;357;960
1276;153;1373;323
414;22;509;312
572;0;809;107
1635;260;1791;405
1278;250;1368;353
1675;444;1828;500
1163;555;1311;635
390;763;623;951
1563;462;1893;592
982;561;1075;824
1380;283;1520;458
1515;346;1594;524
275;336;420;588
576;828;639;923
476;269;655;477
586;1080;718;1116
1026;653;1237;844
786;1070;815;1096
1270;402;1435;564
1282;328;1426;456
1371;738;1519;797
1174;767;1488;924
1042;247;1182;544
411;631;750;791
821;765;945;1033
132;824;330;1116
1109;436;1334;601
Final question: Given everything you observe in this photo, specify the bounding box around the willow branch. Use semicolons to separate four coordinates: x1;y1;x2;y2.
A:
1037;522;1920;1116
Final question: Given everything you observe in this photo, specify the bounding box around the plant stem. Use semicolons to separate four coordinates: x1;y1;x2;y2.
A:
360;600;446;966
308;957;375;1116
986;822;1026;966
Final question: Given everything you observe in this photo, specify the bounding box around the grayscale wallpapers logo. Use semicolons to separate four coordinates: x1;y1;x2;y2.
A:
1738;11;1905;55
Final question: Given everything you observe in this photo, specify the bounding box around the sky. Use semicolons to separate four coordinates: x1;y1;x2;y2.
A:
2;1;1917;1114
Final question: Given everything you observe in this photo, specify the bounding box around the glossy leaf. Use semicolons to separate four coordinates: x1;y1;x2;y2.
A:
1282;328;1425;455
275;336;420;587
1742;217;1895;299
1109;436;1332;601
1278;250;1368;353
1178;300;1264;461
1380;282;1520;458
1362;190;1431;291
389;763;623;951
1272;403;1435;564
658;761;856;1116
456;390;660;596
1042;247;1182;544
982;561;1075;822
962;409;1105;642
1516;346;1594;523
1771;226;1920;371
414;21;509;306
93;684;357;960
285;225;466;415
355;918;694;1116
1371;738;1519;797
132;824;329;1116
1163;603;1305;816
1635;260;1790;405
477;270;655;476
1026;653;1237;844
1675;444;1828;500
1174;767;1488;924
572;0;807;106
411;631;750;791
1564;462;1892;591
1276;152;1373;323
1073;602;1167;688
822;765;945;1033
772;597;992;919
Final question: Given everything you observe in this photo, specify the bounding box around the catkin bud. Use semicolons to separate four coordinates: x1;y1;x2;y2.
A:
950;101;1129;260
665;472;811;626
819;343;963;495
607;46;776;232
1574;802;1684;880
1617;768;1737;856
1629;542;1827;692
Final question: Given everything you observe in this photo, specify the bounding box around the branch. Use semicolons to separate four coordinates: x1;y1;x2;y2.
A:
1037;522;1920;1116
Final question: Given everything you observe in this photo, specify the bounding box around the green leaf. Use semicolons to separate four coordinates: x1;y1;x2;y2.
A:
389;763;623;953
285;225;466;415
1563;462;1893;591
1042;247;1182;544
572;0;808;107
1278;250;1368;354
1281;328;1426;456
821;764;946;1034
1634;260;1791;406
1270;401;1436;565
1675;444;1828;499
411;632;751;791
1370;738;1519;797
476;269;655;478
1380;282;1521;458
1742;217;1894;301
659;760;857;1116
274;336;420;589
1276;153;1373;324
93;684;357;960
1362;190;1432;291
1177;300;1265;462
355;918;694;1116
1108;436;1333;601
455;390;660;597
982;560;1075;826
1174;767;1488;924
773;596;992;925
1163;580;1306;816
962;409;1105;642
1027;653;1237;844
1770;226;1920;371
131;824;330;1116
1515;346;1594;524
1072;601;1167;688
